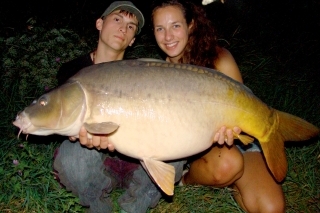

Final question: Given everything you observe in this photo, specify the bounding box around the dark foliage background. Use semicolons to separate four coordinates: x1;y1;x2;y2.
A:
1;0;319;80
1;0;319;48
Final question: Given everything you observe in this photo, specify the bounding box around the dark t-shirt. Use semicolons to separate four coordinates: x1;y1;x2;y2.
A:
56;53;93;85
56;53;137;85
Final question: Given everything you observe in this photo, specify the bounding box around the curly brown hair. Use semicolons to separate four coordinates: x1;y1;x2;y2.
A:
151;0;219;68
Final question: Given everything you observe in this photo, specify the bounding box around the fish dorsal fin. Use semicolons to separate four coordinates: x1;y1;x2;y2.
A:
233;132;255;145
84;122;119;134
141;158;175;196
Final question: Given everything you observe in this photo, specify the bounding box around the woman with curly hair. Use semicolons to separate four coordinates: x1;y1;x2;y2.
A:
151;0;285;212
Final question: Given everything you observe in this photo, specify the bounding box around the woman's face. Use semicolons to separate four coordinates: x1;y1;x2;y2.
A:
153;6;192;62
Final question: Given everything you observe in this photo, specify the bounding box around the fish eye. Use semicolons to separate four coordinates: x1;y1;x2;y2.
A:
39;97;47;106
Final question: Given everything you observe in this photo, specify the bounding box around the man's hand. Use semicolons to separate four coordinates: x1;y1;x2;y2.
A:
213;126;241;146
69;126;115;151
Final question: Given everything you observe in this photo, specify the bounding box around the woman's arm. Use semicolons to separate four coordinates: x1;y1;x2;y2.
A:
212;47;243;145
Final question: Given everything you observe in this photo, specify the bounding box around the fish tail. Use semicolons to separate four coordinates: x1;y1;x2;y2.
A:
260;110;319;182
277;110;319;142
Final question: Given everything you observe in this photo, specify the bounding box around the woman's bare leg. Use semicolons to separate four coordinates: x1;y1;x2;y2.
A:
232;152;285;213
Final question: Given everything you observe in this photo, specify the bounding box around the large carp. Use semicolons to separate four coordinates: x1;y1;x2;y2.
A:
13;59;319;195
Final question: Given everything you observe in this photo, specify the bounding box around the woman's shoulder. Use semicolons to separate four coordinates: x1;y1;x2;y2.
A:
216;46;234;59
214;46;243;83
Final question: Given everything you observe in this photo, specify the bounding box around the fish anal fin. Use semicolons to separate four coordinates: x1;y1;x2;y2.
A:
84;122;119;134
233;132;254;145
141;158;175;196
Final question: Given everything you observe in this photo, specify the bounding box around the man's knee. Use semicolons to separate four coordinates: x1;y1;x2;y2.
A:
53;140;112;206
54;140;104;173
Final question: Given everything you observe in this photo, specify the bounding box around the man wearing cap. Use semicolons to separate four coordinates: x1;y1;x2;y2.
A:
56;1;144;83
53;1;185;213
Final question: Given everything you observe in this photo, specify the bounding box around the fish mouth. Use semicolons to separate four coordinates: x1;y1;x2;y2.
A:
13;112;33;138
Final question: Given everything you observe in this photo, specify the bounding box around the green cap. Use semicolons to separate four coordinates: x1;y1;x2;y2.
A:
101;1;144;34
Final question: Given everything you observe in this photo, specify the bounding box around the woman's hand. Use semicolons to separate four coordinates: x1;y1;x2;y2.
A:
69;126;115;151
213;126;241;146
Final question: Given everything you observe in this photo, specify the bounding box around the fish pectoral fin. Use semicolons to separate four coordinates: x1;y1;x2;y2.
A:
141;158;175;196
84;122;119;134
233;132;254;145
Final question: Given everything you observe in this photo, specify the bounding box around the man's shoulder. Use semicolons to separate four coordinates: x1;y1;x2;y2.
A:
57;53;92;85
61;54;92;70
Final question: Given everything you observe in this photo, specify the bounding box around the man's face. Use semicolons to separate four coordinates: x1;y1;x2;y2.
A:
97;10;139;52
